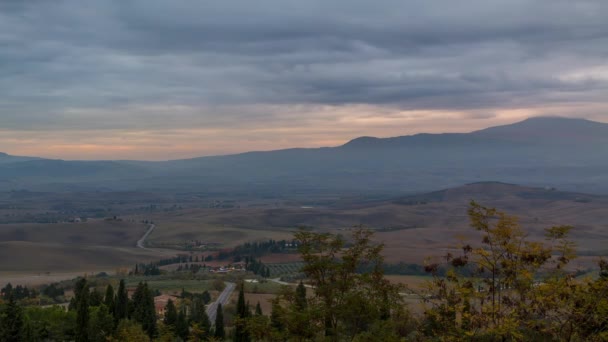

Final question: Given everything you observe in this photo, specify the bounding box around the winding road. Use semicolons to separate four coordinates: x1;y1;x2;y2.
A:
136;224;155;249
206;282;236;323
135;223;236;322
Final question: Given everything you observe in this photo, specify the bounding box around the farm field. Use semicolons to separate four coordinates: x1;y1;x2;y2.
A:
2;182;608;282
244;293;276;315
265;262;305;277
146;208;298;249
0;219;161;277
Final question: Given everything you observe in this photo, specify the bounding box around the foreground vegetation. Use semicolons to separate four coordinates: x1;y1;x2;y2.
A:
1;201;607;341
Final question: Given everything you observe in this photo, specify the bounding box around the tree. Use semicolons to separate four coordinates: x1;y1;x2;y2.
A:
104;284;115;313
175;309;189;341
289;228;405;340
295;281;307;310
422;201;586;340
74;278;90;342
131;282;157;338
114;279;128;323
190;297;211;339
88;304;114;342
188;323;206;342
270;298;284;333
89;288;103;307
163;299;177;327
234;283;250;342
22;306;76;341
111;320;150;342
214;303;225;340
0;294;24;342
255;302;263;316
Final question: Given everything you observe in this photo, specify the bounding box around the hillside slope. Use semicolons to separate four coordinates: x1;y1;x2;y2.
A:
1;117;608;194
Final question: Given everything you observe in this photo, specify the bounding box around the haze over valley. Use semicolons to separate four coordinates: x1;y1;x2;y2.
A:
2;116;608;195
2;1;608;340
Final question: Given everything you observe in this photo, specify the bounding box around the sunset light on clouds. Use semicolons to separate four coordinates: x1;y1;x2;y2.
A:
1;0;607;160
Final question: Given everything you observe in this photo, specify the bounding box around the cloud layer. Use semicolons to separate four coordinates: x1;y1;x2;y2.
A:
1;0;607;159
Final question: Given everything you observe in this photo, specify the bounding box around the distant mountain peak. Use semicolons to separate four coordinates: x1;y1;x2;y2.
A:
342;116;608;148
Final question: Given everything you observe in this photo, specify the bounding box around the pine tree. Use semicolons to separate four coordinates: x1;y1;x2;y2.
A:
255;302;263;316
214;303;225;340
0;294;24;342
114;279;128;323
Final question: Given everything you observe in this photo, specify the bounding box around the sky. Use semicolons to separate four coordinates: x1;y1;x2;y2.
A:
1;0;608;160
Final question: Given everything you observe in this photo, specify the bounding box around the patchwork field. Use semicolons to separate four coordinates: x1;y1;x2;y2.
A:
2;182;608;283
0;219;161;278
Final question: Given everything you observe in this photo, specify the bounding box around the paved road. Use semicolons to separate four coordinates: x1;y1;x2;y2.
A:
269;278;290;285
136;224;155;249
206;282;236;323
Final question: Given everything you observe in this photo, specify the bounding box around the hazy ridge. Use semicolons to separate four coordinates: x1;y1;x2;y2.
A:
2;117;608;194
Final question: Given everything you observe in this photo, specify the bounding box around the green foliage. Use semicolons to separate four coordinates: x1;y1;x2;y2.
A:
0;294;24;342
112;319;150;342
267;228;409;341
255;302;263;316
234;283;251;342
104;284;115;314
88;304;114;342
74;278;90;342
22;306;75;340
114;279;129;323
295;281;307;310
130;282;157;338
163;299;177;327
175;309;190;340
190;297;211;339
214;303;225;340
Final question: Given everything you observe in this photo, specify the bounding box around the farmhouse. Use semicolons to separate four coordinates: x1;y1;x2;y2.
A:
154;294;180;317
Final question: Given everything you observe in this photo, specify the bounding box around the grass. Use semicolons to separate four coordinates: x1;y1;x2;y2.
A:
244;280;287;294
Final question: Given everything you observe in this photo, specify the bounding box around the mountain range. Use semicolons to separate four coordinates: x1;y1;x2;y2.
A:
2;116;608;195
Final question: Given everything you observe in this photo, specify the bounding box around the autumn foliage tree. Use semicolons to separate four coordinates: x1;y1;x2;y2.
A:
423;201;608;341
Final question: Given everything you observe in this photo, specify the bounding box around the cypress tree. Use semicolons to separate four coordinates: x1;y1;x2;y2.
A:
74;278;90;342
234;284;250;342
175;309;189;341
0;294;24;342
270;299;284;332
163;299;177;327
89;288;103;307
255;302;263;316
104;284;115;314
191;297;211;338
114;279;128;322
295;281;307;310
214;303;225;340
131;282;157;338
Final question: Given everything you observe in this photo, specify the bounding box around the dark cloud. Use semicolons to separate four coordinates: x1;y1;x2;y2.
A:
0;0;607;138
